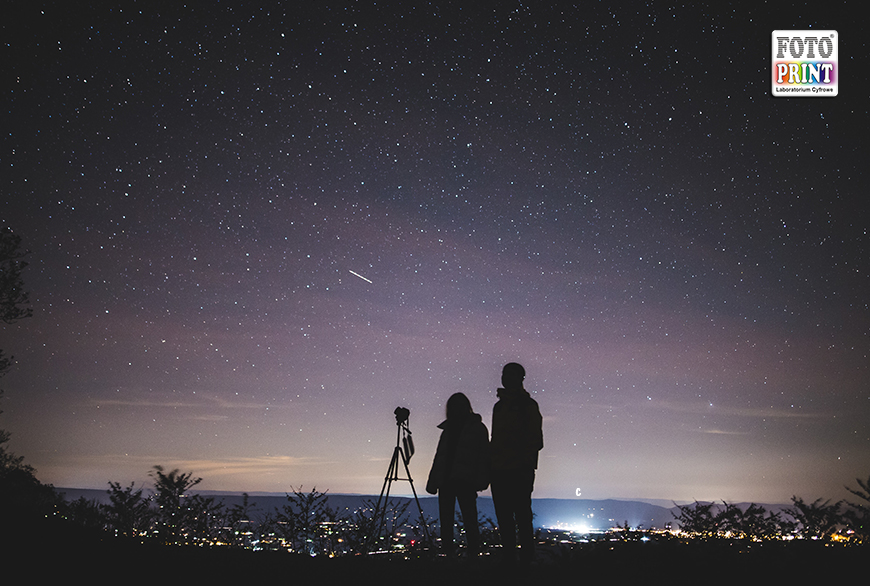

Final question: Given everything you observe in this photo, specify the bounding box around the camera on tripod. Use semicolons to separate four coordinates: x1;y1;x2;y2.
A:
394;406;410;426
371;406;431;548
393;406;414;460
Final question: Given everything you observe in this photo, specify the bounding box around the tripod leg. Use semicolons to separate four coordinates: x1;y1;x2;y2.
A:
399;446;432;545
373;447;402;547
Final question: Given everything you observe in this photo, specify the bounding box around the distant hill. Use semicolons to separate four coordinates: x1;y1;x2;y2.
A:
56;488;746;530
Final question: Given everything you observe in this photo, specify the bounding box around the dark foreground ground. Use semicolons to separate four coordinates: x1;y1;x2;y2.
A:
9;518;865;584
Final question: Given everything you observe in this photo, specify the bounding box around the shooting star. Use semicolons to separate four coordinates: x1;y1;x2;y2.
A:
348;270;373;284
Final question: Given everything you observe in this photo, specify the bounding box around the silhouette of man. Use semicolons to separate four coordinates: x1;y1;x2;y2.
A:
490;362;543;563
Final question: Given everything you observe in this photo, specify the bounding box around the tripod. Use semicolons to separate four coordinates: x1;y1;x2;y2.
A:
372;409;431;550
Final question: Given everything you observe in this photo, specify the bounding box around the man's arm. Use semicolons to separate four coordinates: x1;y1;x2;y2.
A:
531;400;543;452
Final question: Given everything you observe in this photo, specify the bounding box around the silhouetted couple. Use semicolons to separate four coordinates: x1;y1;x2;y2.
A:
427;362;543;562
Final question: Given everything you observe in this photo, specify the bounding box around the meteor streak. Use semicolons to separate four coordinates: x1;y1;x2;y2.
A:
348;270;373;284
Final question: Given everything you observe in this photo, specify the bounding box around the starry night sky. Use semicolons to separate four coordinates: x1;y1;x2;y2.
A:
2;2;867;504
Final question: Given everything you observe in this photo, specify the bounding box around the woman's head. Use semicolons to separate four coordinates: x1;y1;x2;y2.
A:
446;392;472;420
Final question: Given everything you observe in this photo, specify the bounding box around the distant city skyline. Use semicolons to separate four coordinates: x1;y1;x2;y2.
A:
2;3;867;504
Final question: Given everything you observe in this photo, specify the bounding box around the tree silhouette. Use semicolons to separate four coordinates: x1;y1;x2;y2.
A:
715;502;785;540
673;501;719;538
785;496;842;541
63;496;106;532
0;429;31;474
149;465;202;545
0;227;32;380
339;498;381;554
221;492;257;547
366;497;411;552
276;486;341;555
477;513;499;549
0;461;57;525
843;474;870;544
0;228;49;526
183;493;225;544
105;481;153;539
0;228;33;467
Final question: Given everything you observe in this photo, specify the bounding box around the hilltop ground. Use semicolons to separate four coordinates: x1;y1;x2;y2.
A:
13;516;864;585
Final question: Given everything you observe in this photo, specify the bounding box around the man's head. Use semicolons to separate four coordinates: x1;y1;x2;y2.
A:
501;362;525;390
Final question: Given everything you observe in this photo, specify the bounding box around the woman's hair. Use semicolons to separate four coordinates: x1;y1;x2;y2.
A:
446;392;473;420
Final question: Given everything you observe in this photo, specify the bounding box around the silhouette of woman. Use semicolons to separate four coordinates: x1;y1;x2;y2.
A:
426;392;490;556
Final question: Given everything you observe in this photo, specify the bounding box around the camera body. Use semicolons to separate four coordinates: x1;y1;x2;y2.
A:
393;407;414;460
394;406;410;425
